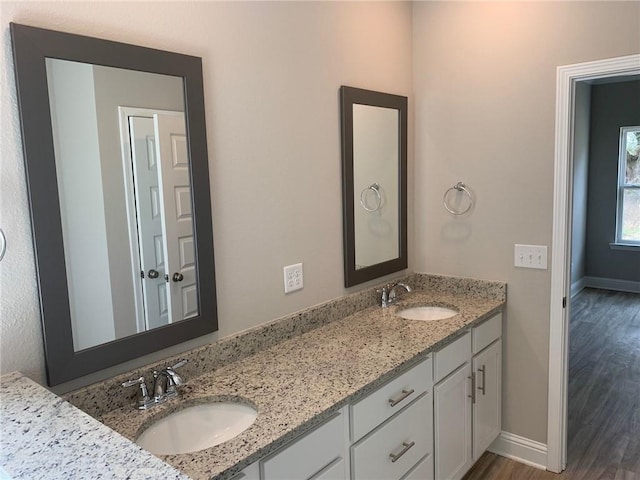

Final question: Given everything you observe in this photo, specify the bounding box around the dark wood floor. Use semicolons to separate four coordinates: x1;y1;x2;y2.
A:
463;288;640;480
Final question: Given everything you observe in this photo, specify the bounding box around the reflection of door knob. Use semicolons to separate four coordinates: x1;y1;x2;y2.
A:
172;272;184;282
147;269;160;279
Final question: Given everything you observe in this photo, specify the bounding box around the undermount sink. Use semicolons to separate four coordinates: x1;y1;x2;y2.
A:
397;306;458;321
136;402;257;455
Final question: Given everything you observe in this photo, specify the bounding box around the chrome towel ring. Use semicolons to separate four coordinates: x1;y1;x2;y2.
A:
443;182;473;215
0;228;5;263
360;183;382;212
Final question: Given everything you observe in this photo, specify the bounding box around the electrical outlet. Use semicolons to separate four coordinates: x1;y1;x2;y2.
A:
514;244;548;269
283;263;304;293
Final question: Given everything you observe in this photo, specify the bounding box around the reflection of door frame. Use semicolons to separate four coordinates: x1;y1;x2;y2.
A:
547;54;640;473
117;106;183;333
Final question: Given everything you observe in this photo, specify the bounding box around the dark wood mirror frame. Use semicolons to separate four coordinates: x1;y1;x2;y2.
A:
340;86;408;287
10;23;217;386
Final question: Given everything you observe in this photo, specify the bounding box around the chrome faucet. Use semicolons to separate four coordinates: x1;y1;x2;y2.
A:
153;361;186;401
379;282;412;308
122;359;187;410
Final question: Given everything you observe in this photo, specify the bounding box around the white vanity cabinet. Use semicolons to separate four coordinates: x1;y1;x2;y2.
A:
227;311;502;480
350;356;433;480
433;313;502;480
230;462;260;480
260;407;349;480
235;358;434;480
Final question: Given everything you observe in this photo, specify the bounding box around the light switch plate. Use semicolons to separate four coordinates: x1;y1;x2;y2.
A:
283;263;303;293
514;244;548;269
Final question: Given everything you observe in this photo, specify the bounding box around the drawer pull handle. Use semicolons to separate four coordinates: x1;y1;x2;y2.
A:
389;441;415;463
468;374;476;404
478;365;486;395
388;388;415;407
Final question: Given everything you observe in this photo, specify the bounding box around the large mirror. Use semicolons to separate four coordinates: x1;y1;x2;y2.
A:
340;86;407;287
11;23;217;385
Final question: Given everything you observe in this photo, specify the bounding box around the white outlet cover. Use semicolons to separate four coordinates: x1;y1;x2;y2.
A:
283;263;303;293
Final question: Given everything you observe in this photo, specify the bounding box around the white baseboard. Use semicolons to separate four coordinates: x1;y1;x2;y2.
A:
570;277;586;298
584;276;640;293
488;431;548;470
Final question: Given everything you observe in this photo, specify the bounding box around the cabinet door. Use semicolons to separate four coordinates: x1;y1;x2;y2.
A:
434;363;473;480
473;339;502;460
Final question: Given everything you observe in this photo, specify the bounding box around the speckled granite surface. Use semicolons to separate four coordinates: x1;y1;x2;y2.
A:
0;275;501;479
63;279;384;419
99;285;505;480
64;273;504;420
0;372;189;480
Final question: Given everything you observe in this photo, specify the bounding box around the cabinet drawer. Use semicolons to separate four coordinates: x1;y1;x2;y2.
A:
311;457;346;480
351;393;433;480
351;357;432;441
261;409;346;480
472;313;502;354
434;332;471;382
401;454;433;480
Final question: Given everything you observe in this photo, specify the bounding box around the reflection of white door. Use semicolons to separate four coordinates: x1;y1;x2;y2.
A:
154;114;198;322
128;116;169;330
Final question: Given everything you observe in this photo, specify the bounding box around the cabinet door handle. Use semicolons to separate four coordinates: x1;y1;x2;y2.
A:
389;441;415;463
388;388;415;407
468;374;476;404
478;365;486;395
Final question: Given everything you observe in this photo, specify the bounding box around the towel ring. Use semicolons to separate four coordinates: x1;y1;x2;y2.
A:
443;182;473;215
0;229;5;263
360;183;382;212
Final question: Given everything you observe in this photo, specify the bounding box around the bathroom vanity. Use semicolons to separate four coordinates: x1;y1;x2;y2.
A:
0;274;505;480
232;312;501;480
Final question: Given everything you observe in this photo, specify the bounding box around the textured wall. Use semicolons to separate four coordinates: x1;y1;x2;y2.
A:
412;1;640;444
0;1;413;391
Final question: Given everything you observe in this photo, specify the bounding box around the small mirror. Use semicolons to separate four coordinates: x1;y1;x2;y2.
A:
11;23;217;385
340;86;408;287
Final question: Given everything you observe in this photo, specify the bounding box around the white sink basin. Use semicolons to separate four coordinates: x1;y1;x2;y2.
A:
397;306;458;321
136;402;257;455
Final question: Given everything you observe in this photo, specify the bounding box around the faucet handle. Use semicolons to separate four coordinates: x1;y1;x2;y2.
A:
170;359;187;370
122;376;153;410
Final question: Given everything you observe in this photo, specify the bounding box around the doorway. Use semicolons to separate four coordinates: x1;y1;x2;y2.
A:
118;107;198;333
548;54;640;473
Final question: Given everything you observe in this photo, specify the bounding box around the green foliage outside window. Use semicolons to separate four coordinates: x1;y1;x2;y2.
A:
620;128;640;242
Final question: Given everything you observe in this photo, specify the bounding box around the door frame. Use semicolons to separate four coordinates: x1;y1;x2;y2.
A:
547;54;640;473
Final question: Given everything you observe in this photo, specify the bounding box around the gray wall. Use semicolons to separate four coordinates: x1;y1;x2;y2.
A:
585;80;640;283
571;82;592;295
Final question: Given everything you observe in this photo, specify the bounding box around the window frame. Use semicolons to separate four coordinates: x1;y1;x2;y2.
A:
615;125;640;246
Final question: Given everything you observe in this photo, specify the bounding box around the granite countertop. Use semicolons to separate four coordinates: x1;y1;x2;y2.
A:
100;289;504;480
0;372;189;480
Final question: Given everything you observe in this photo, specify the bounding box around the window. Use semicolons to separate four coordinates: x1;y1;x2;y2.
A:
616;126;640;245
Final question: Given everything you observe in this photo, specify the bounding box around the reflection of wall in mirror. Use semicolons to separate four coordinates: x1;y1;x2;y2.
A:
46;59;185;351
47;59;115;351
353;104;399;269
